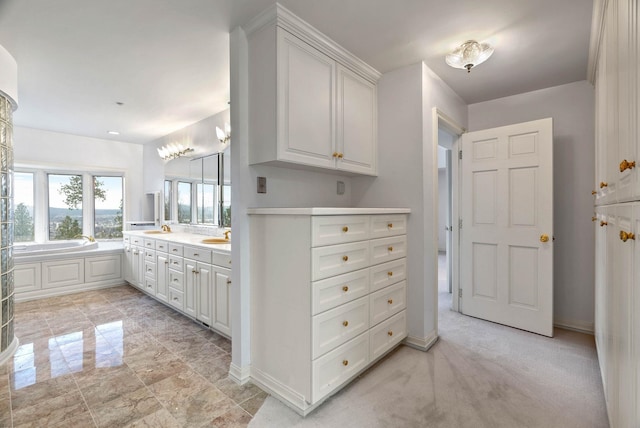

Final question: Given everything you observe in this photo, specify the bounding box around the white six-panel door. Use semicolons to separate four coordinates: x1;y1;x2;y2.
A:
460;118;554;337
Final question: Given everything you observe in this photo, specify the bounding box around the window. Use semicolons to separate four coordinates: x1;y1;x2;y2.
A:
48;174;83;240
196;183;216;224
177;181;192;224
164;180;172;222
222;184;231;227
94;176;123;239
14;172;34;242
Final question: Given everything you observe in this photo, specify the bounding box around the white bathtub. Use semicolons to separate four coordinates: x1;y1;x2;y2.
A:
14;240;99;256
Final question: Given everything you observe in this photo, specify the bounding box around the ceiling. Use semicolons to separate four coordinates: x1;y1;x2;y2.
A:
0;0;593;145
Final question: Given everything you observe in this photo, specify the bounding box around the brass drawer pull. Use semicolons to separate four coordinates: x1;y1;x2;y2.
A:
619;159;636;172
600;181;608;188
342;286;349;292
342;360;349;366
388;331;393;337
620;230;635;242
388;246;393;252
388;299;393;305
343;320;349;327
387;271;393;277
342;255;348;262
388;223;393;228
342;226;349;232
600;221;608;227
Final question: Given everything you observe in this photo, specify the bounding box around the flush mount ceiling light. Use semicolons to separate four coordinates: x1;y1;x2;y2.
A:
157;142;194;160
445;40;494;73
216;123;231;144
107;130;120;135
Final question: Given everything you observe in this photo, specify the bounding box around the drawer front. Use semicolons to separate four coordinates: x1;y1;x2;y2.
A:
312;241;370;281
312;268;370;315
311;215;370;247
370;310;407;360
168;270;184;291
312;296;369;359
312;332;370;403
184;246;212;264
144;261;156;280
144;278;156;295
168;256;184;272
155;240;169;252
370;235;407;265
168;287;184;311
370;258;407;293
168;243;184;257
370;280;406;326
212;251;232;268
130;236;143;246
370;215;407;239
144;239;155;249
144;249;156;261
123;235;130;243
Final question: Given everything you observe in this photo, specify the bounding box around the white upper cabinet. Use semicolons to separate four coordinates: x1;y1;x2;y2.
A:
247;4;380;176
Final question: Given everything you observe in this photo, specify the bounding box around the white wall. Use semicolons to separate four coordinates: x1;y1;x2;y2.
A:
438;168;447;252
13;126;145;222
467;80;595;332
352;62;467;347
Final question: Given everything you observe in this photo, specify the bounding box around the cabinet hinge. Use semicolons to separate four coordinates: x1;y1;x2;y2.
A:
459;150;463;160
459;219;463;229
459;289;463;298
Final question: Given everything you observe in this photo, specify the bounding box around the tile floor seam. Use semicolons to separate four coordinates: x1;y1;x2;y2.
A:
71;369;100;428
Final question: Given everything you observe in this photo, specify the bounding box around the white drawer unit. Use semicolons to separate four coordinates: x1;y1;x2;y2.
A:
168;255;183;272
144;249;155;261
312;268;369;315
212;251;232;268
155;240;169;252
184;246;212;264
168;243;183;256
168;270;184;291
144;261;156;280
311;215;370;246
144;277;156;295
144;239;155;249
130;236;143;246
250;208;409;416
168;287;184;311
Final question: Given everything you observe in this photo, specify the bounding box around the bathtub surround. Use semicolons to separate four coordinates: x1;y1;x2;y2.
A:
0;44;18;365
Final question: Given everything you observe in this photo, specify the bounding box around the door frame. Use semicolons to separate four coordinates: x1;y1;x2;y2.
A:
432;108;465;323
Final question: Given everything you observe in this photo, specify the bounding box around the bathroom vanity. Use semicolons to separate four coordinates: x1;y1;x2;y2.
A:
248;207;410;415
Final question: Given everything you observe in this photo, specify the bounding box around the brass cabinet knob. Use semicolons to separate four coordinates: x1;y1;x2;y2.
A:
342;226;349;232
592;217;597;222
591;190;597;195
332;152;338;158
342;360;349;366
343;320;349;327
337;153;344;158
227;279;232;285
388;331;393;337
388;223;393;228
387;271;393;277
388;246;394;252
619;159;636;172
540;234;549;243
342;255;349;262
620;230;636;242
342;286;349;292
601;221;608;227
388;299;393;304
600;181;608;188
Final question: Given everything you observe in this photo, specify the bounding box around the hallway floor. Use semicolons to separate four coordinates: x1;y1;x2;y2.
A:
0;285;267;427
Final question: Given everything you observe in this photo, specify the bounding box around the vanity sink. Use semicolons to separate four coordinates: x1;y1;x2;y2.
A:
144;230;170;234
201;238;230;244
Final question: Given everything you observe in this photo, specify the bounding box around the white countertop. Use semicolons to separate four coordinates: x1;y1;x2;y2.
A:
124;231;231;252
246;207;411;215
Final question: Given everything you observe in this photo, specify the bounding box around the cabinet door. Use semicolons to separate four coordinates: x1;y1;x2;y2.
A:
594;207;608;381
136;248;145;289
124;245;133;284
212;267;231;336
277;28;336;169
156;253;169;303
196;263;213;326
42;259;83;289
14;263;41;293
85;255;122;283
633;203;640;426
336;65;377;176
184;260;197;318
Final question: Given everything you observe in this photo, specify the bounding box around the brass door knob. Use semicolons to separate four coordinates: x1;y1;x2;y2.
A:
342;320;349;327
591;190;597;195
342;255;349;262
619;159;636;172
601;221;608;227
600;181;608;188
342;226;349;232
388;331;393;337
337;153;344;158
342;360;349;366
540;234;549;243
620;230;636;242
332;152;339;158
342;286;349;292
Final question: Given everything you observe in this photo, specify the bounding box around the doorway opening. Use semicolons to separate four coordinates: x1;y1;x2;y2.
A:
437;129;455;312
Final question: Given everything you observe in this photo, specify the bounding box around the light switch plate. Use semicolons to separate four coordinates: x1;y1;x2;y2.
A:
337;181;345;195
257;176;267;193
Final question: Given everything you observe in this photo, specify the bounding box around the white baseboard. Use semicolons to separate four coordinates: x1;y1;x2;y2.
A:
229;363;251;385
0;337;19;366
554;319;594;335
403;330;439;351
15;280;125;302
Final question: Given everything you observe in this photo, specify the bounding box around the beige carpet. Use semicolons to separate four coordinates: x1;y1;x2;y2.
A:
250;258;608;427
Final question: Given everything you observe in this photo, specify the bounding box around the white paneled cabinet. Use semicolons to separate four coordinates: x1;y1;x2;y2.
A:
249;209;409;415
212;267;232;336
247;5;379;176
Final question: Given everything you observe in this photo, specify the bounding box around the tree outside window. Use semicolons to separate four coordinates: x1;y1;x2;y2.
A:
14;172;34;242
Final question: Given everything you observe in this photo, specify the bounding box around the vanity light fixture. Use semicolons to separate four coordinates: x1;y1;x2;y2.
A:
216;123;231;144
107;130;120;135
157;142;194;160
445;40;494;73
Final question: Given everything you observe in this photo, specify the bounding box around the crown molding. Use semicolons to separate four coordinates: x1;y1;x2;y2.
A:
587;0;607;84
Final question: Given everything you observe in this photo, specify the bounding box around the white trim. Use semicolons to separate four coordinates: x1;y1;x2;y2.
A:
587;0;608;84
228;362;251;385
403;331;438;352
0;337;19;366
250;366;313;415
554;319;594;335
243;3;381;83
15;281;124;302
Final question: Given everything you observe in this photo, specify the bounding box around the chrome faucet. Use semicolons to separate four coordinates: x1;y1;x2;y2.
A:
161;224;172;232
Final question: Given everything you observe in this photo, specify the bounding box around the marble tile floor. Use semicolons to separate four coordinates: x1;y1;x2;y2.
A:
0;285;267;427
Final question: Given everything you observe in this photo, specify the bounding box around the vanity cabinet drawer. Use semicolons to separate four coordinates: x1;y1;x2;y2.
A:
370;310;406;360
370;280;406;326
144;261;156;280
130;236;143;246
144;278;156;294
155;241;169;252
184;246;212;264
123;235;130;243
312;268;369;315
370;215;407;238
144;239;155;249
212;251;232;268
370;235;407;265
168;256;183;272
168;270;184;291
311;216;370;247
144;249;156;261
168;243;183;256
311;241;369;281
312;332;370;403
168;288;184;311
370;258;406;293
312;296;369;359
